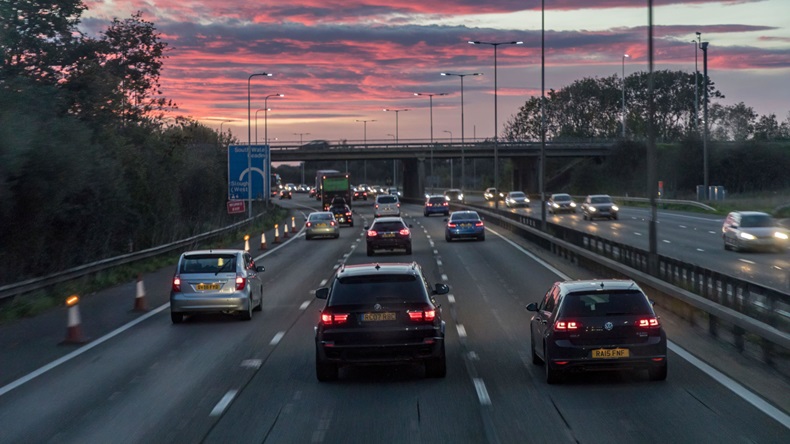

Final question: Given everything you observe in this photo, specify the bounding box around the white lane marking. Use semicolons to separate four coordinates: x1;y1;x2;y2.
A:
663;240;672;244
320;279;328;286
697;248;705;252
679;225;687;229
430;240;435;247
240;359;262;369
473;378;492;406
0;303;170;398
708;231;717;234
433;249;439;255
739;259;756;265
441;274;449;281
488;228;571;280
270;331;285;346
332;264;340;270
436;259;443;266
634;232;643;236
668;342;790;429
456;324;467;338
468;351;479;361
300;300;311;310
447;295;456;304
210;390;238;417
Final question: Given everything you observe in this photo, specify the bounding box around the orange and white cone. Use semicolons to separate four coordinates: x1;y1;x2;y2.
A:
61;295;88;344
133;274;148;312
291;216;296;230
260;232;267;250
283;222;290;238
274;224;281;243
244;234;250;252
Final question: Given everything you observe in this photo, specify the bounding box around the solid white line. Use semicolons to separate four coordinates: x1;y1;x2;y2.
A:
473;378;492;406
270;331;285;346
739;259;756;265
668;342;790;429
488;228;571;280
447;295;456;304
299;300;311;310
0;303;170;398
210;390;238;417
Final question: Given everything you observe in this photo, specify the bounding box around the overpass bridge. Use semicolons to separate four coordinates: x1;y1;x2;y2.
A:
269;140;615;198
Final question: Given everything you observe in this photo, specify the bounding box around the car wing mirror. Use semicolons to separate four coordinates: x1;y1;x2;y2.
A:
526;302;539;312
434;283;450;295
364;225;369;230
256;265;265;272
315;287;329;299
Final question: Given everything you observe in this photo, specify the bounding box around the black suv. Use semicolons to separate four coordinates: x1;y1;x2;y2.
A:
526;279;667;384
314;262;450;381
365;217;412;255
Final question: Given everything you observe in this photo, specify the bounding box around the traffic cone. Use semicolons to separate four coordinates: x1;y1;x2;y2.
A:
274;224;281;243
283;222;290;238
291;216;296;230
260;232;267;250
132;274;148;312
61;295;88;345
244;234;250;252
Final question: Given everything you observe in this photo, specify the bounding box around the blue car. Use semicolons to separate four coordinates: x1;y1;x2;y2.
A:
424;195;450;217
445;211;485;242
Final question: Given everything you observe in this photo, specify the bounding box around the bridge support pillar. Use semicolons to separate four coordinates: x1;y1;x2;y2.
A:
512;158;539;195
402;157;425;200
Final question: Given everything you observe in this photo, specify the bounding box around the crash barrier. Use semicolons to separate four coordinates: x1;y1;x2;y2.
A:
463;204;790;370
0;213;269;304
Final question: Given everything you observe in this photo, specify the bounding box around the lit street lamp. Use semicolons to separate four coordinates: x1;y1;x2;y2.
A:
264;93;284;146
356;120;376;183
414;92;448;190
441;72;481;200
384;109;409;190
254;109;269;144
247;72;272;217
622;53;629;137
468;40;522;208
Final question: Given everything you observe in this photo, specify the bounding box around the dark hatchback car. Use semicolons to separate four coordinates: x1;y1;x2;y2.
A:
314;262;450;381
526;280;667;384
330;204;354;227
424;195;450;217
366;217;412;255
445;211;485;241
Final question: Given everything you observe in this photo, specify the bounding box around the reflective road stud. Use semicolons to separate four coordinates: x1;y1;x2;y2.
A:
61;295;88;344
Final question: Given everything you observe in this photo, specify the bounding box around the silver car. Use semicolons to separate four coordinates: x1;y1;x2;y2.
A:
375;194;401;217
505;191;530;208
722;211;789;252
581;194;619;220
305;211;340;239
170;249;265;323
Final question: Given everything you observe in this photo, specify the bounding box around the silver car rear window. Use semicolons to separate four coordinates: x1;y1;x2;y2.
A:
378;196;397;204
181;254;236;273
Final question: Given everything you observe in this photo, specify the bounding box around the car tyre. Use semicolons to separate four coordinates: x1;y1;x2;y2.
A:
239;299;253;321
648;362;668;381
478;234;485;241
253;290;263;312
170;312;183;324
316;350;339;382
425;345;447;378
530;334;542;365
367;247;374;256
445;234;452;242
545;346;562;384
349;222;354;227
334;234;340;239
405;245;412;255
306;234;312;241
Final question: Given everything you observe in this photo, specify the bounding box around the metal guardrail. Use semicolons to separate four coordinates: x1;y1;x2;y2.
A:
0;216;258;303
612;196;717;212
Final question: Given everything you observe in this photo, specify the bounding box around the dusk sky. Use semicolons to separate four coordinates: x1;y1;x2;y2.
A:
80;0;790;144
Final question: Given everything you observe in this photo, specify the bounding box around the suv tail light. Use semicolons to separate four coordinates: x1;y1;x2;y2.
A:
321;312;349;325
407;309;436;322
637;317;660;328
172;276;181;292
367;230;378;237
554;319;581;331
475;221;484;227
306;222;312;227
399;228;410;236
447;222;457;228
235;274;246;291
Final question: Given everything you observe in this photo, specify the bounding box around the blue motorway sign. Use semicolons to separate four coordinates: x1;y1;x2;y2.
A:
228;144;270;200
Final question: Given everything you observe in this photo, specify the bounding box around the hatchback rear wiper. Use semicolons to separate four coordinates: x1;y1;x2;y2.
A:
215;261;233;275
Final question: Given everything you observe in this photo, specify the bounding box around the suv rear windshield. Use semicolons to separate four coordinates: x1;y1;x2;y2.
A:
330;275;427;305
560;291;652;317
371;221;406;232
180;254;236;274
377;196;397;204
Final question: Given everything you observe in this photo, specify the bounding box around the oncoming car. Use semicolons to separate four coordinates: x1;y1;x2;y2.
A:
722;211;789;252
505;191;530;208
305;211;340;240
170;250;265;323
445;211;485;242
526;279;667;384
314;262;450;381
484;187;503;202
547;193;577;214
581;194;619;220
444;188;464;203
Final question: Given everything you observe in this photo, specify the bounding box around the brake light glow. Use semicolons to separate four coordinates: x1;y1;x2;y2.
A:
407;309;436;322
330;220;336;226
554;320;581;331
172;276;181;292
447;222;457;228
306;222;312;227
375;204;379;209
321;312;349;325
235;274;246;291
637;317;660;328
475;221;484;227
367;230;378;237
399;228;410;236
345;212;351;216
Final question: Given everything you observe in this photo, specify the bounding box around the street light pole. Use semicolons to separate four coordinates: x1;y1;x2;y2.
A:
700;40;710;198
293;132;310;145
441;72;481;201
414;92;448;190
694;32;701;133
443;130;453;187
254;109;269;144
264;93;283;147
356;120;375;184
468;40;522;208
622;54;629;138
384;108;409;191
247;72;272;218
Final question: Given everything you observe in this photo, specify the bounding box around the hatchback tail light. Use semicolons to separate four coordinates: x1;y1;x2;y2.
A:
367;230;378;237
407;309;436;322
306;222;312;228
321;312;349;325
399;228;410;236
475;221;484;227
637;317;660;328
554;319;581;331
172;276;181;292
345;212;352;216
235;274;246;291
447;222;457;228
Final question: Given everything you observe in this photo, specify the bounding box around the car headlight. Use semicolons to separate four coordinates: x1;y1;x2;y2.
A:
552;203;559;208
611;205;619;211
589;207;597;212
775;232;789;240
570;202;577;207
458;194;464;200
739;232;756;240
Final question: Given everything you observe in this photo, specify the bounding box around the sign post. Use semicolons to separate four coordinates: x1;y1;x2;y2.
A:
228;144;270;214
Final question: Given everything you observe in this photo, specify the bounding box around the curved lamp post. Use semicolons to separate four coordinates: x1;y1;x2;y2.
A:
254;109;269;144
247;72;272;216
384;109;409;190
622;54;629;137
414;92;448;190
468;40;522;207
441;72;481;201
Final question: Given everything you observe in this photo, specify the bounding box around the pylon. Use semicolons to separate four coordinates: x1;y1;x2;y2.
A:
283;222;290;238
61;295;88;345
291;216;296;230
132;273;148;312
260;232;267;250
244;234;250;252
274;224;281;243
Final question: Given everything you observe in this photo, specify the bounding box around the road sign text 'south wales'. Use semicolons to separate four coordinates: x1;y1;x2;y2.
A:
228;144;270;200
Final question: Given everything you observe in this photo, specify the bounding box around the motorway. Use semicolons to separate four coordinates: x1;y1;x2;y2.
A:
472;197;790;293
0;194;788;443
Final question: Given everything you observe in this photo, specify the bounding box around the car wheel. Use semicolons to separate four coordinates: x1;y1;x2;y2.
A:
545;345;561;384
334;234;340;239
239;299;253;321
424;212;429;217
253;290;263;312
723;238;731;250
425;345;447;378
445;234;452;242
648;362;668;381
367;247;374;256
170;312;183;324
316;349;339;382
612;214;618;220
583;214;588;220
349;222;354;227
405;245;412;255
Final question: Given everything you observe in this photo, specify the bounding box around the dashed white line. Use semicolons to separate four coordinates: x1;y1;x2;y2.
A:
441;274;449;281
708;230;717;234
430;240;435;247
663;240;672;244
634;232;643;236
679;225;687;229
320;279;328;286
270;331;285;345
456;324;467;339
433;249;439;255
697;248;706;252
300;300;311;310
240;359;262;369
739;259;756;265
210;390;238;417
447;294;456;304
436;259;443;266
473;378;492;406
332;264;340;270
